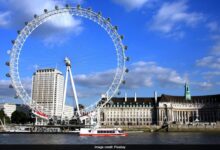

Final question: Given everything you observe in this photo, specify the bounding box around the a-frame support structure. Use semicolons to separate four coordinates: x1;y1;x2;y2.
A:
61;57;81;121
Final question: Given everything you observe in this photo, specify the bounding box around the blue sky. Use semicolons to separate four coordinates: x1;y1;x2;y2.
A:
0;0;220;107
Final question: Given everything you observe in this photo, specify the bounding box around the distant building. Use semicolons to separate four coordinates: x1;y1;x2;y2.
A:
31;68;64;118
0;103;16;118
0;103;32;119
101;83;220;126
63;105;74;120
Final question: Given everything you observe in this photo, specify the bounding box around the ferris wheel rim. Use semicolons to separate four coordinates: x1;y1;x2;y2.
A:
8;5;127;115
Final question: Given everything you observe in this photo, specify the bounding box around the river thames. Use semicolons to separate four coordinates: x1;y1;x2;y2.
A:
0;132;220;144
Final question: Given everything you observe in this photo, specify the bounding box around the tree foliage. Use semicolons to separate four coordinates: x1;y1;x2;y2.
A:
74;104;85;111
0;109;10;123
11;110;30;124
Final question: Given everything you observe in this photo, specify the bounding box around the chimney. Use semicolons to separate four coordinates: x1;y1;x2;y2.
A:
125;92;127;102
154;91;157;103
134;92;137;102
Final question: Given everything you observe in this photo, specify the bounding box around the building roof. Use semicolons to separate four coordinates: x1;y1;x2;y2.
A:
106;93;220;105
107;97;157;105
33;68;63;75
160;94;220;102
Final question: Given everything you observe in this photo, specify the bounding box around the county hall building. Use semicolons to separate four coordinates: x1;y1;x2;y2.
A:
100;83;220;126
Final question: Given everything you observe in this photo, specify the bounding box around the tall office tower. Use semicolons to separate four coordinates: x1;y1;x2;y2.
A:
31;69;64;118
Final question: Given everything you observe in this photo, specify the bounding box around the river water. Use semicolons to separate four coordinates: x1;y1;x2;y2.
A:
0;132;220;144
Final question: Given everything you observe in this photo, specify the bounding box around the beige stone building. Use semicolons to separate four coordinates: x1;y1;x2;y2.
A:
100;96;156;126
100;84;220;126
158;94;220;125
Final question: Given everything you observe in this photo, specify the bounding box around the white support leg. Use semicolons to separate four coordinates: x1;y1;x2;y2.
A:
63;57;81;122
69;68;81;118
61;68;69;120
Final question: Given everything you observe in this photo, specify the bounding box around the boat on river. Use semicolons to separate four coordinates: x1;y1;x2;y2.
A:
79;128;128;136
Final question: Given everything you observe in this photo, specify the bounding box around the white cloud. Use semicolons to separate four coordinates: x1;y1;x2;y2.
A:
74;70;115;88
206;21;220;32
205;24;220;55
191;81;213;89
112;0;149;11
0;0;83;45
67;88;102;99
195;31;220;83
0;77;33;98
21;77;33;91
200;82;213;89
211;35;220;40
0;11;10;26
1;61;218;100
196;26;220;70
211;38;220;55
130;61;186;87
150;1;203;37
203;71;220;78
0;79;16;97
0;79;11;86
73;61;186;90
196;56;220;69
207;34;220;56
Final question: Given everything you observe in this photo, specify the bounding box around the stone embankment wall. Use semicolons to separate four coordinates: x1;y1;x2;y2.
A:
116;124;220;132
167;124;220;132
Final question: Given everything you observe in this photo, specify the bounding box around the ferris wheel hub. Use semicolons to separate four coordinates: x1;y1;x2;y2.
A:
64;57;71;67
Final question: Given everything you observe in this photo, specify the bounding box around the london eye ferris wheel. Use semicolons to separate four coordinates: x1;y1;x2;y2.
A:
6;4;129;121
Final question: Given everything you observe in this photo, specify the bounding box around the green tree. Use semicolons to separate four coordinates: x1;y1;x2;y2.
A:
69;118;77;125
11;110;29;124
0;109;10;124
74;104;85;111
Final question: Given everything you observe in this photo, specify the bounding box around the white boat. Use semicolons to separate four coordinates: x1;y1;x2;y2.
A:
79;128;128;136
